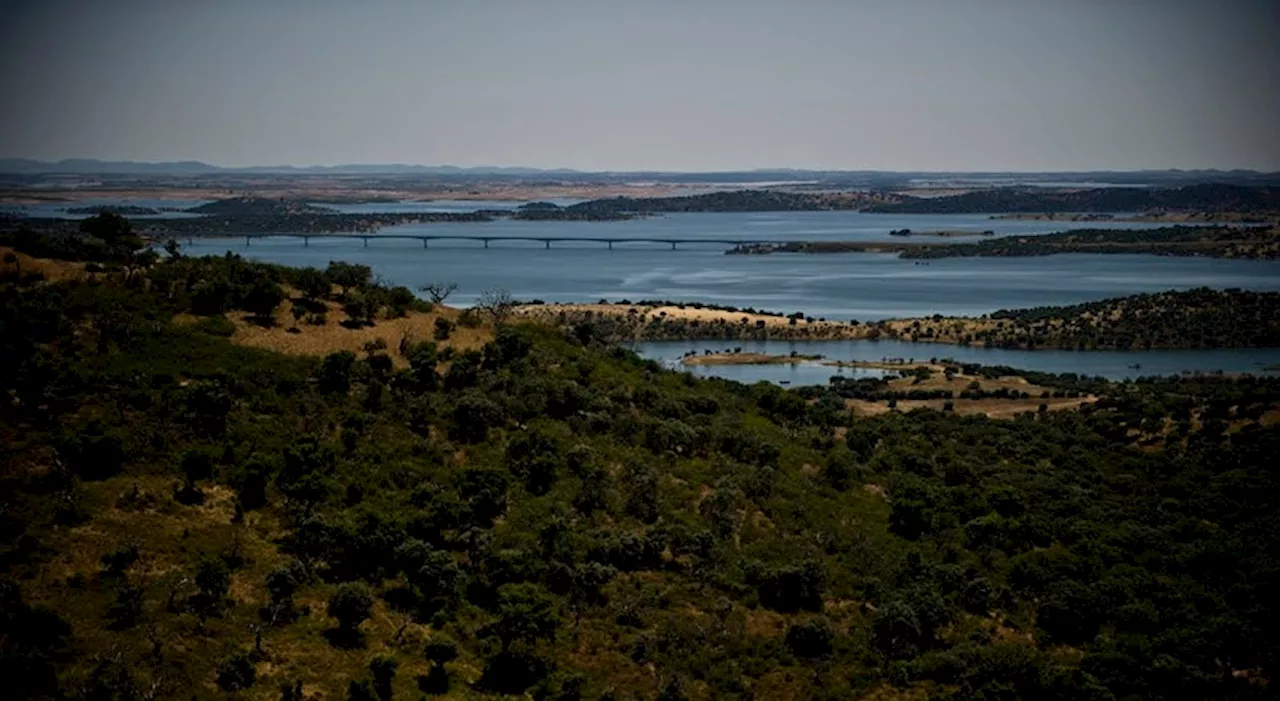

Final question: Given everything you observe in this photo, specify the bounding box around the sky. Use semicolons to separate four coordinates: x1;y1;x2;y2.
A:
0;0;1277;171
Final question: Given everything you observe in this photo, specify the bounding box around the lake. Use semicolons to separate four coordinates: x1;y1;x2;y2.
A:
636;339;1280;386
177;209;1280;320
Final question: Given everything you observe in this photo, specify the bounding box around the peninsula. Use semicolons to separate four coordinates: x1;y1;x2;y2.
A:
726;225;1280;261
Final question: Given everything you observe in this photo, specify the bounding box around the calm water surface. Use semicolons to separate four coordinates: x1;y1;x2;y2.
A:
637;339;1280;386
155;208;1280;382
181;226;1280;320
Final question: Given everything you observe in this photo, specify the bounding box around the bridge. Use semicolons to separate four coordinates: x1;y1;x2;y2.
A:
180;233;772;250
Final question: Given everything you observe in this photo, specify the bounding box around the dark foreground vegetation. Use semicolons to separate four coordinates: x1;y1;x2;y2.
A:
865;183;1280;215
2;217;1279;700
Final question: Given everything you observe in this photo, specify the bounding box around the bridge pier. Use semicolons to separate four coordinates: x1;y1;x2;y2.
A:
545;240;551;249
608;241;613;250
303;236;309;247
670;241;677;250
423;239;428;248
363;237;369;248
245;236;250;247
484;239;490;249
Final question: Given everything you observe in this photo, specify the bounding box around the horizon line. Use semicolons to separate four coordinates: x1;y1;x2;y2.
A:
0;157;1275;176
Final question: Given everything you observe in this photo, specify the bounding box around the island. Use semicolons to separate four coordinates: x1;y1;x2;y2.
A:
65;204;161;215
725;225;1280;261
864;182;1280;216
680;350;824;365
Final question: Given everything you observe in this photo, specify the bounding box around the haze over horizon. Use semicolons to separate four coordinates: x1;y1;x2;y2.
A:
2;0;1277;172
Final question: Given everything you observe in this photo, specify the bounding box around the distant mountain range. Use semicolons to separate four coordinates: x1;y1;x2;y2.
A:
0;158;1277;185
0;158;586;175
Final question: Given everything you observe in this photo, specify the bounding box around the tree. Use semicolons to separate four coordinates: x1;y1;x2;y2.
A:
491;583;561;650
452;391;503;444
318;351;357;394
419;639;457;695
197;558;230;600
406;342;439;390
294;267;331;302
265;560;307;620
107;585;143;629
343;292;374;327
242;277;285;322
433;317;454;341
327;261;372;295
347;679;377;701
395;539;460;603
420;282;458;304
785;618;834;659
217;652;257;691
328;582;374;638
477;288;515;323
369;655;398;701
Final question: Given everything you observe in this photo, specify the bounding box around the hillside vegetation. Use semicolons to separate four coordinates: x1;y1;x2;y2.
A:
1;217;1278;700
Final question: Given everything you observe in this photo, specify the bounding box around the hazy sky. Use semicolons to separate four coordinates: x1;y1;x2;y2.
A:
1;0;1277;171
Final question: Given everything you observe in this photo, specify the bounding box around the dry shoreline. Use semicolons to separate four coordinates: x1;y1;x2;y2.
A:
514;301;999;345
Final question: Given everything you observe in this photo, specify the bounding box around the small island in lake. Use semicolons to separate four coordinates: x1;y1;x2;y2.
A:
64;204;160;215
888;228;995;237
681;351;824;365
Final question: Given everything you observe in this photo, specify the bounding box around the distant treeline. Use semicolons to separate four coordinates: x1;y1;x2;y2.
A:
562;190;881;214
899;225;1280;261
865;183;1280;214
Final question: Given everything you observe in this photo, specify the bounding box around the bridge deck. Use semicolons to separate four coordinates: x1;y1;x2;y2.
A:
178;233;776;249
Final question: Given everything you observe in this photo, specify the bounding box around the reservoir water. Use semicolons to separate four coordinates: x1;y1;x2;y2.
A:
637;339;1280;386
69;204;1280;381
176;210;1280;320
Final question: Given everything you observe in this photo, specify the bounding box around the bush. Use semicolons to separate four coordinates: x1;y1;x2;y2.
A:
328;582;374;636
433;317;454;341
193;314;237;337
217;652;257;691
785;618;834;659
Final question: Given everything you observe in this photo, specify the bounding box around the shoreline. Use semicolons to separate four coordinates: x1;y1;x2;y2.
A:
514;289;1280;351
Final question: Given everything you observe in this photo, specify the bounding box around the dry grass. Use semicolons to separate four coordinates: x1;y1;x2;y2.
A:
0;245;89;282
222;298;494;367
844;364;1097;419
516;302;863;334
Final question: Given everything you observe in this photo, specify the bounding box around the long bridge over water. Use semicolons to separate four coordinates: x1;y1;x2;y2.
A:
182;233;776;250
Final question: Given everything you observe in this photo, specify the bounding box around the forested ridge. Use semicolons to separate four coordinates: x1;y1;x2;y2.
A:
899;226;1280;261
865;184;1280;215
980;288;1280;349
1;217;1279;700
